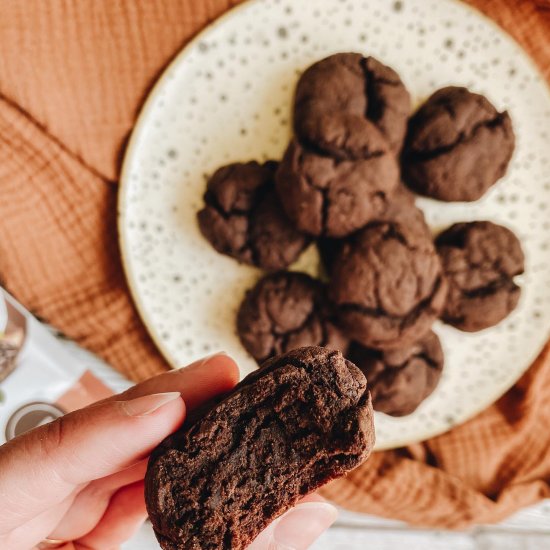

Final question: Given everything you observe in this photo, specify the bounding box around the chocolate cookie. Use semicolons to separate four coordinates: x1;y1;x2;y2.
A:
436;221;524;331
237;271;348;363
275;138;399;237
329;222;447;349
294;53;411;156
318;184;430;274
145;346;375;550
402;87;515;201
348;331;444;416
197;161;310;270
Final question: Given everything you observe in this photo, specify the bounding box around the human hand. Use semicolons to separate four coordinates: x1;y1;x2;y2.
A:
0;353;337;549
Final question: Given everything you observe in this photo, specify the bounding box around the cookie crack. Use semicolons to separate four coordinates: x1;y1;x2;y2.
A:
380;222;409;247
370;76;401;87
296;151;334;235
203;191;250;220
407;112;507;161
370;350;439;386
362;58;389;124
415;352;441;371
339;275;444;326
359;221;424;254
442;250;524;294
440;100;456;121
462;254;523;280
459;277;519;299
300;127;386;162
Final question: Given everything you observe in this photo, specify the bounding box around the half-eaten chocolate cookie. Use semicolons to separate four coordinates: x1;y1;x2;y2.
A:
145;346;375;550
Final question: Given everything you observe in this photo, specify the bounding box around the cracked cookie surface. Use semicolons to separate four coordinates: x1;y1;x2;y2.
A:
347;331;443;416
318;183;431;274
402;86;515;202
197;161;310;270
436;221;524;331
237;271;349;363
145;346;375;550
329;222;447;349
275;138;399;237
294;53;411;156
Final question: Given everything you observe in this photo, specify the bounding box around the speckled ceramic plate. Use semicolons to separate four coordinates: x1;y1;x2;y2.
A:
119;0;550;450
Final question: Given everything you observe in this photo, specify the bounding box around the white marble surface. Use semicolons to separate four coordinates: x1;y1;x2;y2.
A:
62;340;550;550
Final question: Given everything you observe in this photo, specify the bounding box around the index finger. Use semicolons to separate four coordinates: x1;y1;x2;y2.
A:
0;353;239;535
109;352;240;410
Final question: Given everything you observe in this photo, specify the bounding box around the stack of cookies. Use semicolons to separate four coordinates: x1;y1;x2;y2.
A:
197;52;524;417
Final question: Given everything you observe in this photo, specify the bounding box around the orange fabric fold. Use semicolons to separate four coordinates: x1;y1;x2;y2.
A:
0;96;165;381
0;0;549;529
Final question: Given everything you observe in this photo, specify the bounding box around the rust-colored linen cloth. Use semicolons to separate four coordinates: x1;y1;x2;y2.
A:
0;0;549;529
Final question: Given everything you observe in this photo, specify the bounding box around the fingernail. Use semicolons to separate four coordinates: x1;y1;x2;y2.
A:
273;502;338;550
178;352;229;371
122;392;181;417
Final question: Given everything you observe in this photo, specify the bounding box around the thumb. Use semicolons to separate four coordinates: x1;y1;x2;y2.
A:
0;392;184;532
